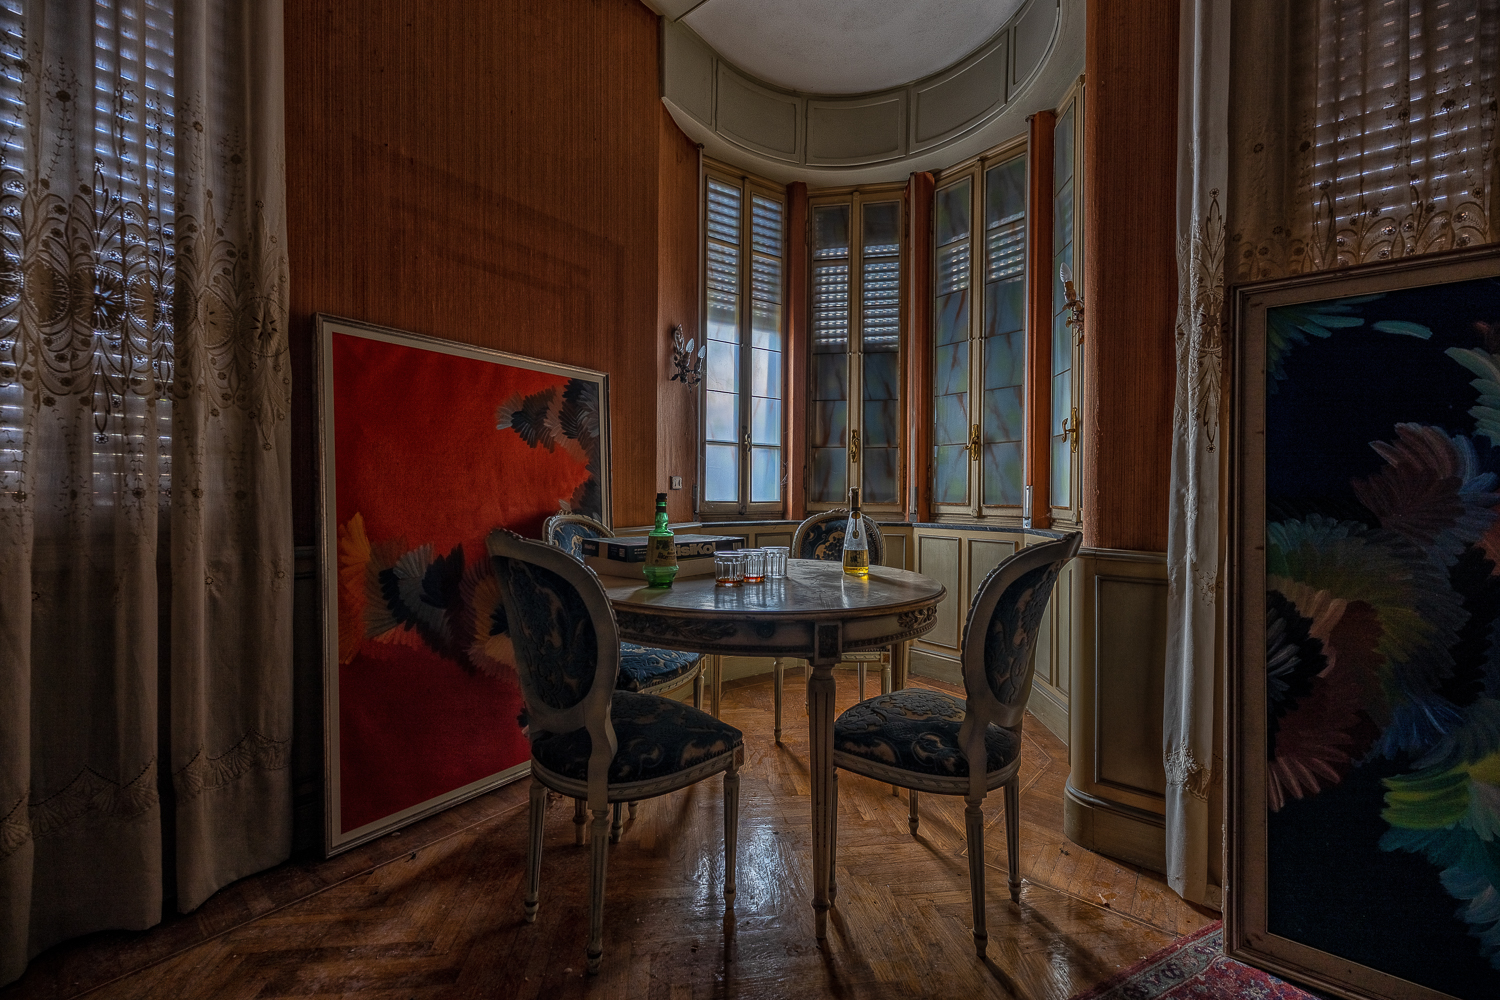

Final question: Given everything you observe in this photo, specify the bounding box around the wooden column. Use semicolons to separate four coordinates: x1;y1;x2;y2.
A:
904;171;934;523
1081;0;1180;552
785;181;809;521
1025;111;1056;529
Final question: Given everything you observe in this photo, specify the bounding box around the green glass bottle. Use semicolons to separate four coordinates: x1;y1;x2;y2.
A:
643;492;679;588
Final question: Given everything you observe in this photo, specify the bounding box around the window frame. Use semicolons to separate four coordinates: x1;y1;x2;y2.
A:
1048;79;1085;529
928;133;1031;522
698;162;789;520
803;183;908;516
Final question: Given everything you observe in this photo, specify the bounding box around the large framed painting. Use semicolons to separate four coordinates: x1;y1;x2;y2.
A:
1231;247;1500;999
316;315;610;854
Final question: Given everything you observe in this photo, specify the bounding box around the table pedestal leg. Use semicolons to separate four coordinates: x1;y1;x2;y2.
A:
808;659;836;939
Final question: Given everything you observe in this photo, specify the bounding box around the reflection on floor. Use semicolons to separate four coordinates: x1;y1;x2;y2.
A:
3;673;1215;1000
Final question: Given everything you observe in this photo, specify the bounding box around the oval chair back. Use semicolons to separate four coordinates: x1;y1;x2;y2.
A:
791;508;885;566
955;531;1081;798
543;511;614;562
486;527;619;810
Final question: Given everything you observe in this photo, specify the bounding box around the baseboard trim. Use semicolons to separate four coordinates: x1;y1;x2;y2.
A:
1063;779;1166;875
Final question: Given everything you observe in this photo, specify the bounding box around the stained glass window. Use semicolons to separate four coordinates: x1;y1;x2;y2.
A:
932;178;972;507
982;155;1026;508
702;172;786;513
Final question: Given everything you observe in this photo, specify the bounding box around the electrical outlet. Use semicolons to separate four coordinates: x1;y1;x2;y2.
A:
669;476;683;490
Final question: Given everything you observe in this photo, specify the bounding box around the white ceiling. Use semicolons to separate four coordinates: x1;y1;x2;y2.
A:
678;0;1028;95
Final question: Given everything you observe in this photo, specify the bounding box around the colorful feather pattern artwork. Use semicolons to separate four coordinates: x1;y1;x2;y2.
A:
1260;281;1500;976
495;376;604;518
337;517;518;680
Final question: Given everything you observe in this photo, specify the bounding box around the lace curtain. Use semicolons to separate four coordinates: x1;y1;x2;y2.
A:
0;0;290;984
1167;0;1497;908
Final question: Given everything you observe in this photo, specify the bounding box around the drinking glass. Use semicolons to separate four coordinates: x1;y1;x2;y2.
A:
741;548;766;583
763;545;789;579
714;552;745;587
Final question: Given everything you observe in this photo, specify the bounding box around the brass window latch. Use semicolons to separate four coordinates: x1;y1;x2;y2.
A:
849;428;860;464
1062;408;1080;453
961;423;981;459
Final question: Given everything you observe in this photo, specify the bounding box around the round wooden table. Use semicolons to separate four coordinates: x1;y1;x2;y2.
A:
603;559;946;938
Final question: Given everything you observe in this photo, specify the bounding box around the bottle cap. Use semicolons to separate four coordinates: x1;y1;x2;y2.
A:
656;492;667;503
848;486;861;508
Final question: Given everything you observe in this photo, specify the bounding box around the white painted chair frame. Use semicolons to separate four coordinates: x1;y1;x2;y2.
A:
487;529;742;974
826;531;1081;956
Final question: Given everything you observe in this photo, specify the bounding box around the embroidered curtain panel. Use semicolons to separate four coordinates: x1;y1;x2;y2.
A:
1166;0;1497;906
0;0;290;984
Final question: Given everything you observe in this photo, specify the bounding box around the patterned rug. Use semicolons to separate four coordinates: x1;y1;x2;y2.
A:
1070;921;1321;999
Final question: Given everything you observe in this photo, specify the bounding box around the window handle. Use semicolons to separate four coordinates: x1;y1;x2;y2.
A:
743;429;751;451
962;423;980;460
849;428;860;464
1062;408;1080;453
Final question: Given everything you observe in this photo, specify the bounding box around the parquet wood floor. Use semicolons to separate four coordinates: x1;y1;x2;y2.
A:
2;674;1213;1000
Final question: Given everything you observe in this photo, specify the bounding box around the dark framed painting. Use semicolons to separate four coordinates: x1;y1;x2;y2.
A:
315;315;610;854
1231;246;1500;1000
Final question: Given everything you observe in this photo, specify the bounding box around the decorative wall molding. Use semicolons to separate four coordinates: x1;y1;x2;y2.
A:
658;0;1083;185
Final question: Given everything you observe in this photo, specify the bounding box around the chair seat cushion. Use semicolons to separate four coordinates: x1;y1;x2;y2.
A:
834;689;1020;779
531;692;743;785
616;644;701;692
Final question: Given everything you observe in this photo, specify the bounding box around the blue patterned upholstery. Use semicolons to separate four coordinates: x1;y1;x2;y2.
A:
982;563;1061;705
491;555;598;711
794;510;885;565
531;692;743;784
834;689;1021;778
546;517;610;560
618;644;700;692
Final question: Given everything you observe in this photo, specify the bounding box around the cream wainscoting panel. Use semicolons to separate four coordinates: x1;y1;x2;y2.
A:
1064;547;1169;874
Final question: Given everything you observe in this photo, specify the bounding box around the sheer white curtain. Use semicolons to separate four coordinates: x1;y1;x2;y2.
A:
1167;0;1497;908
0;0;290;984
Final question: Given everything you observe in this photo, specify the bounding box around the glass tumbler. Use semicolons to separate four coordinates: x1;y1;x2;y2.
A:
741;548;766;583
764;545;789;579
714;551;745;587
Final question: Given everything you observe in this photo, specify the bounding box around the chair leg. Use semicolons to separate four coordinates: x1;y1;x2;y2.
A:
965;793;988;956
573;797;587;846
1004;779;1022;903
773;657;785;744
829;770;839;902
857;661;867;701
909;789;920;833
881;650;892;695
693;668;704;710
711;654;723;718
628;801;638;820
586;807;610;974
724;756;740;904
524;777;546;922
610;802;623;844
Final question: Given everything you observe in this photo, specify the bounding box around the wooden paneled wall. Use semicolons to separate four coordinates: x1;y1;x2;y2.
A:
1080;0;1180;552
655;107;702;524
286;0;699;540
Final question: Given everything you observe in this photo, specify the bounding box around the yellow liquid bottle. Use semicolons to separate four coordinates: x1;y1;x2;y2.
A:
842;486;869;577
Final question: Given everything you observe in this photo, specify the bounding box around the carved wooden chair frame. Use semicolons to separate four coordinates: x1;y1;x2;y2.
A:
827;531;1082;955
486;528;742;973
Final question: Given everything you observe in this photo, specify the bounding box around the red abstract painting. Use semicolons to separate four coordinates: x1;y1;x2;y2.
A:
317;317;609;851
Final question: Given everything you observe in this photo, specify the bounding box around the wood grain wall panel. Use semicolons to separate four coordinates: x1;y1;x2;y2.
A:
1025;110;1056;526
286;0;677;540
1080;0;1179;551
657;106;701;524
785;181;809;521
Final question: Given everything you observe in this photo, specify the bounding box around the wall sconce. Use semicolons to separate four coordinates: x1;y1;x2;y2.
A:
670;325;705;387
1059;262;1084;343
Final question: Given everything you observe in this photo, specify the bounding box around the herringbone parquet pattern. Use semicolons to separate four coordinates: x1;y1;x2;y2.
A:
2;674;1212;1000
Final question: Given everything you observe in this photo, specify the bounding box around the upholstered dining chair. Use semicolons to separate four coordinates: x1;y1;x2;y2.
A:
544;509;717;843
771;508;891;744
487;528;743;974
826;531;1081;956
